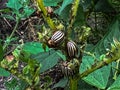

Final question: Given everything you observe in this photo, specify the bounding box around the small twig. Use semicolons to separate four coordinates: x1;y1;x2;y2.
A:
4;46;16;56
18;19;29;29
3;19;19;50
3;17;12;27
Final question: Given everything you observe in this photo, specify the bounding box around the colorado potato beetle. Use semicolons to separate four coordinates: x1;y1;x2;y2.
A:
67;40;78;58
60;59;79;77
48;30;65;47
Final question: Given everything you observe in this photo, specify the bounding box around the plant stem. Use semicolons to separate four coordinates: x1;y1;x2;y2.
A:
70;77;78;90
78;52;120;80
67;0;80;40
113;59;120;80
76;39;120;80
36;0;56;31
3;19;19;50
70;0;80;26
9;20;19;40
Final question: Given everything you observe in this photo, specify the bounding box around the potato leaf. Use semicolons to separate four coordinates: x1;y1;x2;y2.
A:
80;16;120;89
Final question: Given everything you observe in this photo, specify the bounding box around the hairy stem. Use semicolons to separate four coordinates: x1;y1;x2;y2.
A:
67;0;80;39
70;77;78;90
36;0;56;31
78;55;120;80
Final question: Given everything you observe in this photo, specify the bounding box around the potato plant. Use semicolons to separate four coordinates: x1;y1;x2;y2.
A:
0;0;120;90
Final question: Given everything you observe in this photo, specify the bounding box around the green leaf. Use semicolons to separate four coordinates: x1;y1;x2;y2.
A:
31;49;56;63
0;44;4;61
5;78;28;90
40;50;62;73
78;80;97;90
56;50;66;61
80;17;120;89
22;42;49;55
23;65;30;74
22;7;35;18
5;78;18;89
80;55;95;73
74;5;85;27
43;0;62;6
80;55;111;89
32;49;64;73
107;75;120;90
95;0;115;12
53;77;68;88
55;4;72;22
12;45;22;59
84;66;110;89
19;42;49;63
0;68;10;77
6;0;22;10
58;0;73;15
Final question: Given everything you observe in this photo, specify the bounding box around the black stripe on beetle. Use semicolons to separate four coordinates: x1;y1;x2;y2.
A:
48;30;64;47
50;31;64;45
67;41;77;58
51;30;64;43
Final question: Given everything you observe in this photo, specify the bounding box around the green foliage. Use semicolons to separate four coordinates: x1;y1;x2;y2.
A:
41;76;53;89
74;5;85;26
32;49;65;73
22;42;49;54
39;52;59;72
0;44;10;77
6;0;34;20
80;56;110;89
55;0;85;27
22;7;35;18
58;0;73;15
56;51;66;61
95;0;115;12
79;16;120;89
55;5;71;22
5;78;28;90
0;44;4;61
92;16;120;56
78;80;97;90
0;0;120;90
44;0;62;6
0;68;10;77
16;42;49;63
107;75;120;90
7;0;22;10
54;0;73;20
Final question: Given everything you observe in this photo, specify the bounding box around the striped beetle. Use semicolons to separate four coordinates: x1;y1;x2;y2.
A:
48;30;65;47
60;59;79;77
67;40;78;58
